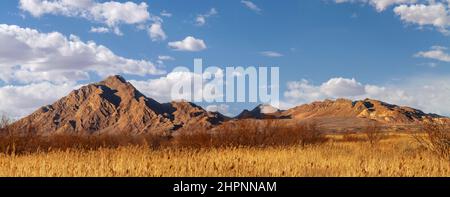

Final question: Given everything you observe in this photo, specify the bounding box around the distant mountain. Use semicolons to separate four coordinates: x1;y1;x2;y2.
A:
236;104;287;119
234;98;448;132
282;98;446;124
10;76;449;135
11;75;227;135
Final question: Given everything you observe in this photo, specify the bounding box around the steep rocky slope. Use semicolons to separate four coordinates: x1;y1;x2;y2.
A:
12;75;226;135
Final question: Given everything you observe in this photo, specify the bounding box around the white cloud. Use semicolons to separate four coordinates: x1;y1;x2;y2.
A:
130;71;203;103
18;0;93;17
284;79;328;105
394;2;450;34
370;0;417;11
89;26;109;33
241;0;262;13
284;76;450;115
195;8;218;26
320;78;366;97
148;22;167;41
19;0;153;35
415;46;450;62
0;82;79;118
161;10;172;17
334;0;450;34
168;36;207;52
260;51;284;57
259;104;279;114
206;104;231;116
284;78;368;106
89;1;151;26
196;16;206;26
335;0;417;12
158;55;175;61
130;69;224;104
0;24;164;83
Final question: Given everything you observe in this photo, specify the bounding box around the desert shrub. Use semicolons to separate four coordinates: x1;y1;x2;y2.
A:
0;124;169;155
172;125;213;148
0;114;13;136
174;120;327;148
223;120;327;147
364;122;385;146
415;123;450;160
292;122;328;147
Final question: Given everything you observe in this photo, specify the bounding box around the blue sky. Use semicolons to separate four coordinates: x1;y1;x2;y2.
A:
1;0;450;117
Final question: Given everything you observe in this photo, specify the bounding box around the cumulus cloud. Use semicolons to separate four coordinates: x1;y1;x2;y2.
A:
260;51;284;57
415;46;450;62
284;76;450;115
168;36;207;52
130;71;202;103
334;0;450;34
394;2;450;34
195;8;218;26
0;24;164;83
148;22;167;41
130;68;224;103
320;78;366;97
19;0;154;35
0;82;79;118
241;0;262;13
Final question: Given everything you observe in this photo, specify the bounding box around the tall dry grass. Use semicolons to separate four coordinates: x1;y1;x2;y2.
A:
0;135;448;177
0;115;449;177
414;123;450;160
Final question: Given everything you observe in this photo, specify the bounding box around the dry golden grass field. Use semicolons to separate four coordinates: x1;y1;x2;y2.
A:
0;133;449;177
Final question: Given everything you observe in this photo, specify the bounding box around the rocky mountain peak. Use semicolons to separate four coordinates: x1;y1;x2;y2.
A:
11;75;228;135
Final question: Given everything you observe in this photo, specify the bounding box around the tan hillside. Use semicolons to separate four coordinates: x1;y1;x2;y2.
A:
234;98;449;132
283;98;445;124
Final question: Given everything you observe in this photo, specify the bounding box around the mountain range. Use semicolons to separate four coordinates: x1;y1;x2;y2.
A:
10;75;448;135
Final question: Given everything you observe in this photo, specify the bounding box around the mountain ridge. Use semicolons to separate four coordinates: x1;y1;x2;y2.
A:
10;75;449;135
282;98;445;124
11;75;226;135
